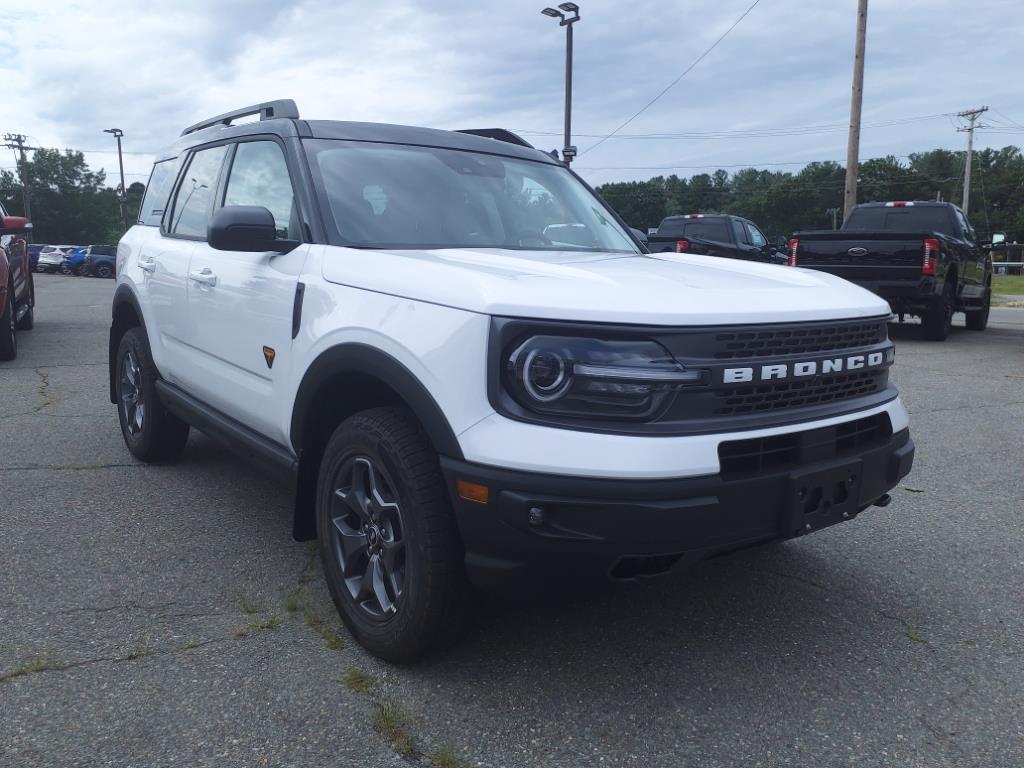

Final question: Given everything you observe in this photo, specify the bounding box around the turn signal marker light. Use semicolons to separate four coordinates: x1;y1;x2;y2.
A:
456;480;490;505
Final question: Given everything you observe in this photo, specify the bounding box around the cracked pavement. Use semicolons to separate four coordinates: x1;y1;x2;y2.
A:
2;274;1023;767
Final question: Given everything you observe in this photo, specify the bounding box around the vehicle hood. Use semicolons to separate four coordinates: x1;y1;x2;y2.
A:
319;247;891;325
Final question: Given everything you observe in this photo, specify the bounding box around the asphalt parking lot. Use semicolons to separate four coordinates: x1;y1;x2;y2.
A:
2;274;1023;768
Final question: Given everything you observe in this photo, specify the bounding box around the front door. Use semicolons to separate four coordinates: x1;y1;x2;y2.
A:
182;138;308;444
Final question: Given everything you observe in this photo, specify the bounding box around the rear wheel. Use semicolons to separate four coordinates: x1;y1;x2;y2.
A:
115;327;190;462
95;263;114;279
316;407;472;663
965;283;991;331
0;281;16;361
922;280;954;341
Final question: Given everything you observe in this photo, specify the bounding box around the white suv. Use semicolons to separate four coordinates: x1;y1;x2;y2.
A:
110;101;914;661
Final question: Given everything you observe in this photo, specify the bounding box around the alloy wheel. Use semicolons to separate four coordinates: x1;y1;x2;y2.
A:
120;350;145;435
330;456;406;620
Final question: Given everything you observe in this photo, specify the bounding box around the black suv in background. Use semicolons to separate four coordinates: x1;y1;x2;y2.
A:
645;213;786;263
788;202;992;340
83;245;117;278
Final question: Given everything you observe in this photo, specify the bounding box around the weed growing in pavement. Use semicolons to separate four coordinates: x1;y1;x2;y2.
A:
0;653;66;683
373;702;416;756
233;616;282;637
431;747;464;768
340;668;377;694
240;597;260;615
283;585;307;613
304;610;346;650
905;628;924;643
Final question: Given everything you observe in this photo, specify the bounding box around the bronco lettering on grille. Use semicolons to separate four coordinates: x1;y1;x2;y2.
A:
721;348;894;384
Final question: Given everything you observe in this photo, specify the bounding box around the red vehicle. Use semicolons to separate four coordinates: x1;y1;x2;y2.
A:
0;203;35;360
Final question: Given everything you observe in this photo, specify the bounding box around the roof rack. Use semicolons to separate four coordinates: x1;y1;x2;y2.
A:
456;128;535;149
180;99;300;137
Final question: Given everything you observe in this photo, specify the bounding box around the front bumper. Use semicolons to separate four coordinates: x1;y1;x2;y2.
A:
441;425;913;595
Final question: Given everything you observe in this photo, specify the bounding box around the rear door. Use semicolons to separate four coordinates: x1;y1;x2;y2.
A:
182;137;309;442
150;144;229;384
953;208;985;298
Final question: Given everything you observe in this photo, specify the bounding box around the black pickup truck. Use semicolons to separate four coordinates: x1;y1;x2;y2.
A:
645;213;786;264
789;202;992;341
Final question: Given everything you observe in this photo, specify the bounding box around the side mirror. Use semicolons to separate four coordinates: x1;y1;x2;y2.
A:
208;206;298;253
0;216;32;236
991;232;1006;246
629;227;648;244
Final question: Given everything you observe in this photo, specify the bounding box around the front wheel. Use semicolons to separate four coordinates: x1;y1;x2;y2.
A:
94;263;114;279
317;407;472;663
922;280;954;341
965;284;991;331
115;328;190;462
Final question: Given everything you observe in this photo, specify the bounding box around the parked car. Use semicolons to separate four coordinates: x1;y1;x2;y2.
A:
83;244;117;278
64;246;89;275
788;201;992;340
109;100;914;662
645;213;786;263
0;204;36;360
36;244;74;273
28;243;44;272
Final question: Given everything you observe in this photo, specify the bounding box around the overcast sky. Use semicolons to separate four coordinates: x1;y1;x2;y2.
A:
1;0;1022;189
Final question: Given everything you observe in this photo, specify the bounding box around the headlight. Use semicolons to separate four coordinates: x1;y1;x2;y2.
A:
505;335;702;420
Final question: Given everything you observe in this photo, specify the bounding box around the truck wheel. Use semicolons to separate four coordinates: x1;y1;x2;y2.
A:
965;284;990;331
15;277;34;331
95;263;114;279
922;280;953;341
316;406;472;663
0;281;16;361
115;327;190;462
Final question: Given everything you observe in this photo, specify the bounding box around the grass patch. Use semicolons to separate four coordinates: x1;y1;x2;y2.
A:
125;642;155;660
431;747;464;768
373;702;416;755
304;610;346;651
993;274;1024;295
0;654;65;683
905;628;924;643
175;641;202;652
283;586;307;613
234;616;282;637
340;668;376;694
902;486;925;493
240;597;260;615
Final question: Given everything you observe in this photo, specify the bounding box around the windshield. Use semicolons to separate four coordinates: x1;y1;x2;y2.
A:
305;140;639;253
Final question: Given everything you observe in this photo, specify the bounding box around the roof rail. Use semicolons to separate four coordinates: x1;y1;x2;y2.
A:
456;128;535;149
180;99;300;137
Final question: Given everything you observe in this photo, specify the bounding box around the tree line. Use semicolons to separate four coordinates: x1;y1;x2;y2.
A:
2;144;1022;245
596;146;1024;241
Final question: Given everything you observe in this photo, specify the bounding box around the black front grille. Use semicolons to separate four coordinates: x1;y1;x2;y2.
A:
718;413;893;476
714;370;885;416
712;320;888;359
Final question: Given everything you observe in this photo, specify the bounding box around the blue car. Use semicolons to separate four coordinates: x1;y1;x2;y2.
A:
64;246;89;275
28;243;44;271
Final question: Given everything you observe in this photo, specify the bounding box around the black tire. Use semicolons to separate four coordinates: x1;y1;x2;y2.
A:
316;406;472;663
73;265;86;277
922;279;954;341
34;264;46;273
59;264;71;275
0;280;16;361
965;284;991;331
95;263;114;279
115;327;190;462
15;276;34;331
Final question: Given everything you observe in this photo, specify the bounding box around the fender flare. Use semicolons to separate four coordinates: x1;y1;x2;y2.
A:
290;343;464;460
109;284;149;403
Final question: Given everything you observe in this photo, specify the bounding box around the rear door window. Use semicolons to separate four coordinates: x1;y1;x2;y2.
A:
168;145;228;238
746;222;767;247
731;219;747;245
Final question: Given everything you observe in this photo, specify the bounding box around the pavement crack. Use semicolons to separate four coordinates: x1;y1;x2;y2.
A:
0;462;142;473
31;368;58;412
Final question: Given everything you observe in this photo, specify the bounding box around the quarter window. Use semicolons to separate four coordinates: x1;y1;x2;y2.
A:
139;158;179;226
731;219;747;245
223;141;297;239
169;145;228;238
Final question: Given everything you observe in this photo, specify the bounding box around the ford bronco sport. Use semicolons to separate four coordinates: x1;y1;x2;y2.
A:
110;100;914;661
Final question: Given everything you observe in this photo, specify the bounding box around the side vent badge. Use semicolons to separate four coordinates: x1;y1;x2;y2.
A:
263;346;276;369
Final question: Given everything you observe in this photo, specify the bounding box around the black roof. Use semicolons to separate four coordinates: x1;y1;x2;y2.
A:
158;100;558;166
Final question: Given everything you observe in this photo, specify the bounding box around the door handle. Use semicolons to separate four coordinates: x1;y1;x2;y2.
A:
189;268;217;287
138;257;156;273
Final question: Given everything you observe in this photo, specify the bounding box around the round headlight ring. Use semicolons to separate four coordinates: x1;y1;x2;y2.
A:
522;348;571;402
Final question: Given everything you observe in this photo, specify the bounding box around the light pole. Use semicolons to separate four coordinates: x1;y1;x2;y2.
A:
541;3;580;166
104;128;128;232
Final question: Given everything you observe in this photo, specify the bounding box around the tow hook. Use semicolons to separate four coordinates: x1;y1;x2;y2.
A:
873;493;892;508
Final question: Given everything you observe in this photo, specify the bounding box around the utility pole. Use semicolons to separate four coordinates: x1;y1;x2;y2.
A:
827;207;841;230
3;133;33;221
842;0;869;222
957;106;988;214
104;128;128;232
541;3;580;166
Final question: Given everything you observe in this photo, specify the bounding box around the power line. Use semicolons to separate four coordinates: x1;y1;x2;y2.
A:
580;0;763;156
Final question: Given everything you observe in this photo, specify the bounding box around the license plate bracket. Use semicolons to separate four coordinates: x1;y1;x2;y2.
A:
785;459;864;538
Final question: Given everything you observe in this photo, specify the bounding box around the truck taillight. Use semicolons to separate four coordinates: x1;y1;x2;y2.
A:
675;239;691;253
786;238;799;267
922;237;939;275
